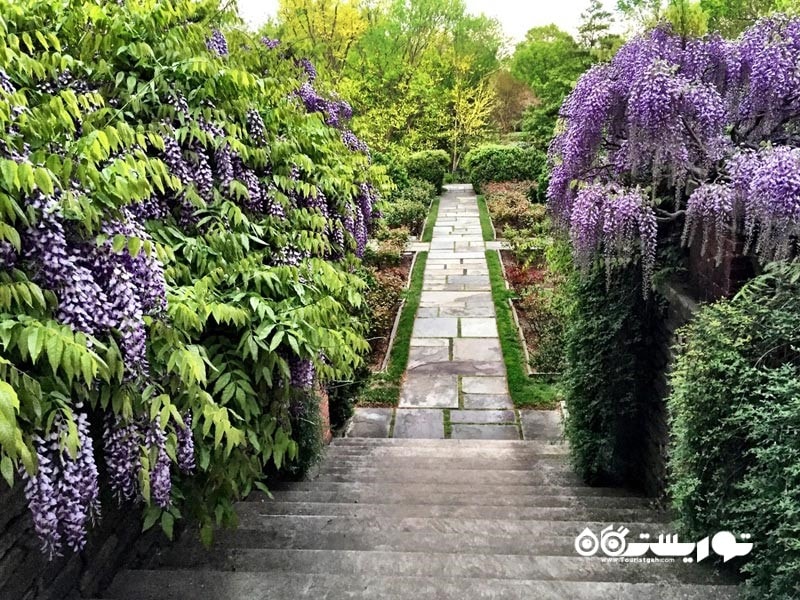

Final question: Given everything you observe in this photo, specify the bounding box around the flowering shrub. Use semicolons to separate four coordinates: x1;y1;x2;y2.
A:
484;182;544;233
668;261;800;599
548;17;800;289
0;0;386;555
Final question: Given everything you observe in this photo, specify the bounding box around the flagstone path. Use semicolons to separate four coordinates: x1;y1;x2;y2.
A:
349;184;528;440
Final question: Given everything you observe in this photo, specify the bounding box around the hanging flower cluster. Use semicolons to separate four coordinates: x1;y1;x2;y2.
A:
548;16;800;284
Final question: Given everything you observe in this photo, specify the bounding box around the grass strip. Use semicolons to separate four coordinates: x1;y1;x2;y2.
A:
358;251;428;406
421;195;441;243
486;249;559;409
476;195;494;241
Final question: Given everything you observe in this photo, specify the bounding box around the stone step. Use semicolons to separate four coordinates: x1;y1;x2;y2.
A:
317;456;573;473
226;514;667;538
164;527;594;556
311;467;585;486
266;480;642;498
331;438;557;448
252;489;651;509
326;444;569;458
106;570;740;600
153;548;734;585
234;501;666;523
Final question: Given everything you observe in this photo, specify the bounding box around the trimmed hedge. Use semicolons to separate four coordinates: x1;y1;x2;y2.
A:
464;144;546;193
668;261;800;599
406;150;449;194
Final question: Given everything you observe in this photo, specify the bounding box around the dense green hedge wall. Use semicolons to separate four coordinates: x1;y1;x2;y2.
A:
0;0;387;553
563;263;658;485
668;261;800;600
405;150;449;194
463;144;546;193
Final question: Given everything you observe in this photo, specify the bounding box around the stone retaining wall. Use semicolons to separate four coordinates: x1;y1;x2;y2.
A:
0;481;161;600
637;281;699;499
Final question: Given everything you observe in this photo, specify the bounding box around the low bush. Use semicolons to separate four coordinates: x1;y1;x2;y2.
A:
464;144;546;193
374;151;410;191
668;261;800;599
366;225;409;268
382;199;427;233
563;263;659;485
382;178;434;235
406;150;450;193
484;182;543;233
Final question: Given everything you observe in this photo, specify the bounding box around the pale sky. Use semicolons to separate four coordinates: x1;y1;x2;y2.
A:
236;0;620;44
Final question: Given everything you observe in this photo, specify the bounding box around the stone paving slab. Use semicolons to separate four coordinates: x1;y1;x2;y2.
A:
451;424;521;440
399;374;459;408
453;338;502;362
411;360;505;377
520;410;564;443
463;393;514;409
412;317;458;338
462;376;508;395
460;318;499;337
449;410;516;424
348;408;393;438
393;409;444;439
409;337;450;347
407;346;451;370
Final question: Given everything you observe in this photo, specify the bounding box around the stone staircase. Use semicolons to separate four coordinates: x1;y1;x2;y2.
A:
103;437;739;600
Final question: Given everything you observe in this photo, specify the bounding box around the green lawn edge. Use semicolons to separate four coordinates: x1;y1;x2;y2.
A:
357;251;428;406
485;249;558;409
476;194;494;241
421;195;441;243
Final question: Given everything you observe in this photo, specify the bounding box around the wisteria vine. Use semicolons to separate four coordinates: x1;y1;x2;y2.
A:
1;0;380;561
548;16;800;287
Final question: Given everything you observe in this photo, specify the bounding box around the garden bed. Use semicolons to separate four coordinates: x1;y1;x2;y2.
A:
367;252;414;370
499;249;561;377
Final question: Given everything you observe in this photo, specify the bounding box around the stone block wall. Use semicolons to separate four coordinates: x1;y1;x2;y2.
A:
637;281;700;499
688;226;754;301
0;482;162;600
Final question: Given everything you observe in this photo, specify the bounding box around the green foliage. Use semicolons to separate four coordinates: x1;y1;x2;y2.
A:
464;145;545;193
485;250;559;408
382;178;435;235
270;0;504;156
562;263;659;484
405;150;450;194
374;152;410;191
0;0;385;542
668;261;800;599
511;26;591;148
284;390;324;479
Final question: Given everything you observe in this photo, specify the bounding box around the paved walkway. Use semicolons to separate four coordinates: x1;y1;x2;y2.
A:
105;184;740;600
350;184;548;440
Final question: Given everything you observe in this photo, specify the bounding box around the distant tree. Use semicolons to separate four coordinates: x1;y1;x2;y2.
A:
511;25;591;147
277;0;368;75
578;0;614;49
700;0;797;36
491;70;536;134
665;0;708;36
450;78;497;172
